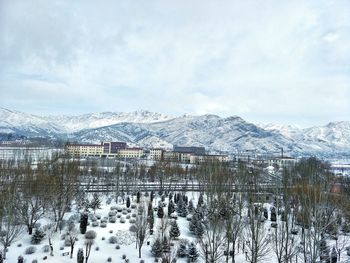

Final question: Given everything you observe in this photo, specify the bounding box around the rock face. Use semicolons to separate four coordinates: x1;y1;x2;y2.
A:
1;107;350;157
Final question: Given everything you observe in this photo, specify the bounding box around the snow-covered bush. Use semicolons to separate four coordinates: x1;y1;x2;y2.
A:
108;211;116;217
115;245;120;249
109;236;118;244
107;257;112;262
117;214;122;218
30;228;45;244
42;245;50;253
100;222;107;228
91;221;99;227
131;203;137;209
131;213;137;218
122;210;128;215
109;216;116;223
129;218;136;224
120;217;126;223
126;214;130;219
25;246;37;255
85;230;97;240
31;260;38;263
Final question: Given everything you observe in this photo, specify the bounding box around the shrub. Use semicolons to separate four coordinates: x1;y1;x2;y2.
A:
102;237;105;240
122;210;128;215
109;216;117;223
131;204;137;209
117;214;122;218
92;221;99;227
42;245;50;253
109;236;118;244
122;254;126;259
18;256;24;263
60;246;64;250
85;230;97;240
95;246;99;251
17;243;22;247
107;257;112;262
120;217;126;223
115;245;120;249
25;246;37;255
32;260;38;263
131;213;137;218
100;222;107;228
109;211;117;217
109;230;113;233
129;218;136;224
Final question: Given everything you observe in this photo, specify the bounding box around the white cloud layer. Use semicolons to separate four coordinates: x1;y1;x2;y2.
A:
0;0;349;126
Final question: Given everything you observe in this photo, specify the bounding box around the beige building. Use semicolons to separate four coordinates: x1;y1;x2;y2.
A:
118;148;144;158
65;144;103;157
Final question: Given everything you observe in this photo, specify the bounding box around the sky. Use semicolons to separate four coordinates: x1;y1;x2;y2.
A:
0;0;349;127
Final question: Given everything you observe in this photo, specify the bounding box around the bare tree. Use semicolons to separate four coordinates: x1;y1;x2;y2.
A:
0;182;24;259
133;200;149;258
66;222;79;259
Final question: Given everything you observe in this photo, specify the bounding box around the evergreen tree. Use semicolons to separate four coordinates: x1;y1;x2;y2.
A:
80;213;88;234
162;236;170;253
126;196;131;208
188;242;199;262
169;220;181;240
197;193;204;207
177;241;188;257
77;248;84;263
17;256;24;263
157;206;164;219
176;197;184;215
151;238;163;257
168;200;175;216
331;247;337;263
137;192;141;203
188;200;194;214
0;251;2;263
195;221;204;238
31;228;46;244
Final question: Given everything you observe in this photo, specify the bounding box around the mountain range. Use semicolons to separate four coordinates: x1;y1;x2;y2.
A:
1;107;349;157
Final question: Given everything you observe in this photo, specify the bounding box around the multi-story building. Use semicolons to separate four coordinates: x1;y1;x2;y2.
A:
189;154;229;164
149;148;164;160
102;141;127;154
173;146;206;155
65;144;104;157
118;148;144;159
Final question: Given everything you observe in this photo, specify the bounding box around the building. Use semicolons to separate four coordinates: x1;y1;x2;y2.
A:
267;157;297;168
118;148;144;159
149;148;164;160
65;144;104;157
173;146;206;155
102;141;127;154
189;154;229;164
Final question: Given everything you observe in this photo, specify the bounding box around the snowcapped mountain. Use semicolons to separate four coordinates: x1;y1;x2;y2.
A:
43;110;173;132
1;107;350;156
0;108;61;138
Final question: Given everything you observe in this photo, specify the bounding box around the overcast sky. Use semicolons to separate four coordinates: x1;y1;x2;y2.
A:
0;0;349;126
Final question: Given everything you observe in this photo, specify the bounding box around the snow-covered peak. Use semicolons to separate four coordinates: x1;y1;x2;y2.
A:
42;110;173;132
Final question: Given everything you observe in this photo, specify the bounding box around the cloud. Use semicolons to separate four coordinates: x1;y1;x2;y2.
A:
0;0;349;125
